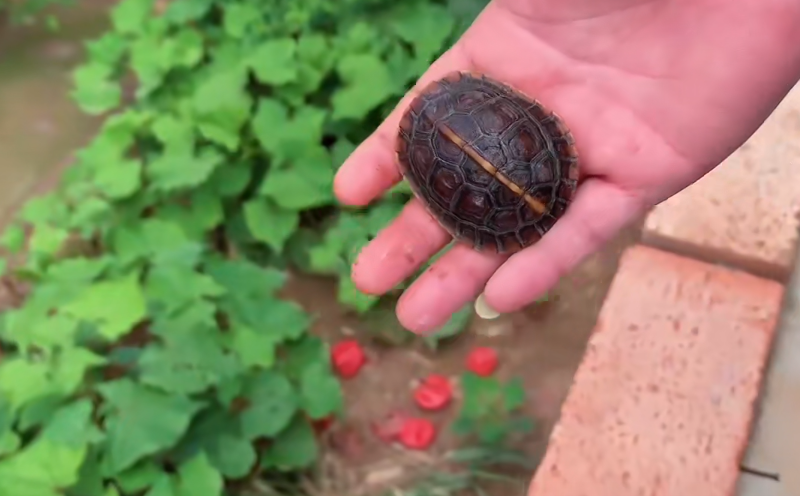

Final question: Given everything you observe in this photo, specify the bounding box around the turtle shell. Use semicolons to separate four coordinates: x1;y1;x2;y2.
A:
396;71;579;253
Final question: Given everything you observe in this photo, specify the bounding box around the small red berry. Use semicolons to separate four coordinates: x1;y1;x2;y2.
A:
399;418;437;450
331;339;366;379
466;347;499;376
413;374;452;411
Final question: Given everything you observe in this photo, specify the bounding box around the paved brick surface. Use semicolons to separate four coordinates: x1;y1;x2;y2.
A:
642;87;800;283
528;245;784;496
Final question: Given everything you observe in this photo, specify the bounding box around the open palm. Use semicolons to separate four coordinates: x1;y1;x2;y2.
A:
334;0;800;333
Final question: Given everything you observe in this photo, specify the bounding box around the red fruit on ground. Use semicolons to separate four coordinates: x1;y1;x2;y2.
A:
466;347;499;376
399;418;437;450
413;374;453;411
331;339;366;378
371;410;410;443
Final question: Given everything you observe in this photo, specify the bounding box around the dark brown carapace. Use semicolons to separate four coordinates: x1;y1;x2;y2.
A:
396;71;579;253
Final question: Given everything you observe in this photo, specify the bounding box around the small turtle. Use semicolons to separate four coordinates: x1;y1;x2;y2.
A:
396;71;579;253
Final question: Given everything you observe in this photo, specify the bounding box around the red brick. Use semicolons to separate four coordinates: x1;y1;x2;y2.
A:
528;245;784;496
642;88;800;282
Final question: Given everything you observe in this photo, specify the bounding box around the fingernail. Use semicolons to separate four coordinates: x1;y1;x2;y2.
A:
474;293;501;320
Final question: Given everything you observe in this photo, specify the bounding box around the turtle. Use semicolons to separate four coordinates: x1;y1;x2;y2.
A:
395;71;579;254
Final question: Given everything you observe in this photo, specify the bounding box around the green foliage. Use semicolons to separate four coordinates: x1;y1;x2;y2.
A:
0;0;76;27
453;373;535;445
0;0;492;493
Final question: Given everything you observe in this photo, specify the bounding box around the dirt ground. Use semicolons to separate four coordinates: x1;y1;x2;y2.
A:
0;4;644;495
0;1;112;223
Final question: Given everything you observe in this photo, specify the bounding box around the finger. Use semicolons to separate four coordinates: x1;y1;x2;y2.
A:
333;46;473;206
352;199;452;295
482;178;644;313
396;244;506;334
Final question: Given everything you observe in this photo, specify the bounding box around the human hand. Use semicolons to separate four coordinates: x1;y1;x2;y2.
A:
334;0;800;334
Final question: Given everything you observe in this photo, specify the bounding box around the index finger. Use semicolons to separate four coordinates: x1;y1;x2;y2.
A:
333;46;473;206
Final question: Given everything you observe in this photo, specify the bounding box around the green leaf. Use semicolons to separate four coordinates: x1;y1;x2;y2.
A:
331;54;398;120
458;373;500;419
145;475;175;496
208;163;251;197
111;0;154;34
205;434;256;479
29;224;68;258
92;159;142;199
335;22;382;54
308;212;369;274
115;461;163;494
56;347;108;394
204;258;285;297
62;272;147;341
297;33;332;71
97;379;204;474
164;29;204;68
503;377;526;411
85;32;128;67
258;147;335;210
151;301;217;340
41;399;104;448
0;360;48;411
0;430;19;457
331;138;356;169
251;99;327;162
0;350;104;413
145;265;225;314
4;311;78;351
424;303;473;349
163;0;213;23
130;35;167;96
390;3;456;62
224;297;310;342
18;396;63;432
138;332;241;395
1;224;26;253
261;416;318;470
300;363;343;419
338;272;379;313
223;3;261;38
149;147;224;191
243;198;299;252
111;218;203;267
153;114;194;152
228;325;277;369
365;200;404;235
248;38;297;85
175;453;223;496
279;335;329;381
159;188;224;239
71;62;121;114
0;437;87;496
239;371;297;440
192;68;252;151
